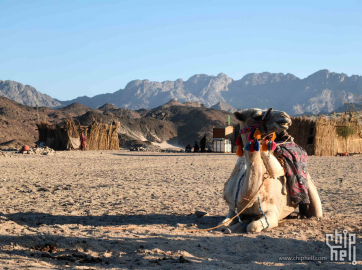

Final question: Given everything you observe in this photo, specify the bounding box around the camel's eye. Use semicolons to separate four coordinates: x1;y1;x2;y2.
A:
252;110;263;121
253;115;263;121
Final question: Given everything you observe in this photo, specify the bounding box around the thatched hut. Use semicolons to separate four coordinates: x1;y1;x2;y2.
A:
37;118;120;151
288;115;362;156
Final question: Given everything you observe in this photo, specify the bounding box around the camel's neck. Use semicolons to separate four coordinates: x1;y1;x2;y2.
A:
239;124;265;199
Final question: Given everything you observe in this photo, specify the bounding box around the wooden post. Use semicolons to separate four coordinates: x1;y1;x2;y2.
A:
36;103;39;124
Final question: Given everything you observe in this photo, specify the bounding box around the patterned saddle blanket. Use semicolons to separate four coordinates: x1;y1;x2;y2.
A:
275;143;310;205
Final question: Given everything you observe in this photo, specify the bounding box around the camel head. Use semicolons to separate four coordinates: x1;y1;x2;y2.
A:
234;108;292;137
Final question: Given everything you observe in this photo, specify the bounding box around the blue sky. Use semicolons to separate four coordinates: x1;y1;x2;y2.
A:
1;0;362;100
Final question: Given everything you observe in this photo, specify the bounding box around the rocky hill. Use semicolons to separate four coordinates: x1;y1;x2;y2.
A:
75;100;236;148
0;80;61;108
58;103;97;115
211;101;237;112
333;102;362;113
98;103;118;111
0;96;80;148
0;97;236;149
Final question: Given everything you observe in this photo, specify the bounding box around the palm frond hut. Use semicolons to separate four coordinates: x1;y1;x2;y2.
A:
37;118;120;151
288;115;362;156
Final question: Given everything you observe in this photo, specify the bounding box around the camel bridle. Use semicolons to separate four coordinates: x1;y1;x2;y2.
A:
239;108;273;136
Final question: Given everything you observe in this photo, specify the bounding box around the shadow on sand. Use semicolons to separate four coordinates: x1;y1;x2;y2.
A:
3;212;224;229
0;212;359;269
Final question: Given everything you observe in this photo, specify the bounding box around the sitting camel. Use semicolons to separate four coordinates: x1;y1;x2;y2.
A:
219;108;323;233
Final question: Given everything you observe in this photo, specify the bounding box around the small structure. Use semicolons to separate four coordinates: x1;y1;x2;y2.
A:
212;126;234;153
288;116;362;156
37;118;120;151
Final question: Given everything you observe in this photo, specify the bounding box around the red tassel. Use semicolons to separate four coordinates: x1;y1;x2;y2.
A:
270;141;277;151
249;141;255;152
247;131;254;142
235;136;241;146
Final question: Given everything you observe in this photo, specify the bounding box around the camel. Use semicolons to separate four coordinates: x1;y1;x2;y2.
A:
219;108;323;233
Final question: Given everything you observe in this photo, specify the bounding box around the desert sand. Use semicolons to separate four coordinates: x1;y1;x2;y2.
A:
0;150;361;269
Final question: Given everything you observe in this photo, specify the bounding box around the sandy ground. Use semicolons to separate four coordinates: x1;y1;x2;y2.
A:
0;150;361;269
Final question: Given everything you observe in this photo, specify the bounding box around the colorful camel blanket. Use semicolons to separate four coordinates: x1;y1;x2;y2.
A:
275;143;310;204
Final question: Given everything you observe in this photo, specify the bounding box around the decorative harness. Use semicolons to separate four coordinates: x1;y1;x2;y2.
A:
239;107;273;134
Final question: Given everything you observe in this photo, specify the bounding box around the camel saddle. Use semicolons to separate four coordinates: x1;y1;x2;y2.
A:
273;142;310;205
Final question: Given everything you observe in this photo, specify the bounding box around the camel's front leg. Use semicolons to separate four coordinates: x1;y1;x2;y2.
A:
247;209;279;233
222;220;248;234
216;209;239;231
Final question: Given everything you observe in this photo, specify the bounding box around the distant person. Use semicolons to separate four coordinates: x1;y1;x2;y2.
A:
80;133;86;151
200;135;206;152
207;145;212;152
193;141;199;153
185;143;192;153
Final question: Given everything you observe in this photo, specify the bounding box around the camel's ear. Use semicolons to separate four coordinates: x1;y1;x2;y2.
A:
234;111;246;122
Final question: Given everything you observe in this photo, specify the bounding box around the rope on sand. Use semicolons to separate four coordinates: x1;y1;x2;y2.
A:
101;175;267;233
173;178;266;233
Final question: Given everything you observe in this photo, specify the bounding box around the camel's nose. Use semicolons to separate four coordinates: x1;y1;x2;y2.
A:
280;112;291;122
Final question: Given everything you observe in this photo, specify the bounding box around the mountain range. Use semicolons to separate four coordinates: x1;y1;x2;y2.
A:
1;70;362;115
